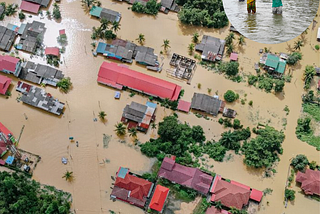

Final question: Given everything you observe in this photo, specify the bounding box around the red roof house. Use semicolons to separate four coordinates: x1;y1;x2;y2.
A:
210;175;251;210
158;157;213;194
0;55;20;74
20;1;40;14
111;167;153;208
177;100;191;113
45;47;60;57
250;188;263;202
206;207;230;214
0;75;11;95
296;169;320;196
149;185;169;213
97;62;182;101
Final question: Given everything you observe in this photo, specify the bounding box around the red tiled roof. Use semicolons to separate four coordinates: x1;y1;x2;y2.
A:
112;172;152;207
0;55;20;73
158;157;213;194
210;179;250;210
97;62;181;101
250;189;263;202
230;180;250;190
45;47;60;57
20;1;40;13
206;207;230;214
59;29;66;35
149;185;169;212
0;122;12;137
0;139;7;155
177;100;191;112
296;169;320;196
0;75;11;95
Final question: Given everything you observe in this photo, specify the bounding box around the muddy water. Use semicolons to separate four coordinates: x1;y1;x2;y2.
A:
0;0;320;214
223;0;320;44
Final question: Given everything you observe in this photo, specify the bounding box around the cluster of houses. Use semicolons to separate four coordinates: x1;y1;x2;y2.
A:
114;0;179;14
195;35;226;62
96;39;160;71
111;156;264;213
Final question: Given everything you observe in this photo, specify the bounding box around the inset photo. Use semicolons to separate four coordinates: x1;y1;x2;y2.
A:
223;0;320;44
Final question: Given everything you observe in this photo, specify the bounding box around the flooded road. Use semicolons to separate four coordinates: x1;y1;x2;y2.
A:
0;0;320;213
223;0;320;43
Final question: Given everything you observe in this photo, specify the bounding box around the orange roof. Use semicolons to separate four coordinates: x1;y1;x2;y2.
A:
250;189;263;202
149;185;169;212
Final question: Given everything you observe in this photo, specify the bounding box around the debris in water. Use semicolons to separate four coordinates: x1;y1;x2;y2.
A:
103;134;111;148
61;157;68;164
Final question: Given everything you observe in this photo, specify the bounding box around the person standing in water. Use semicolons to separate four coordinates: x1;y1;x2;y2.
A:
272;0;283;14
247;0;256;13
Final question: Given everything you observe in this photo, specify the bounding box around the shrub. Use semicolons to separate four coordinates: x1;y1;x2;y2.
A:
57;77;72;93
52;3;61;20
233;119;242;129
218;118;223;125
285;189;295;201
224;90;237;102
225;61;239;76
315;45;320;50
18;12;25;20
248;75;258;85
287;52;302;66
249;100;253;106
291;154;309;171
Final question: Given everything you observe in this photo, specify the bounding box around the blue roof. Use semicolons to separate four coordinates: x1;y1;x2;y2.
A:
6;23;18;31
5;156;14;165
118;167;129;179
146;101;157;109
96;42;107;54
114;91;121;98
90;6;103;18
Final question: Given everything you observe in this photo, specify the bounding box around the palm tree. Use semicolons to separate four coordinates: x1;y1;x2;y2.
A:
214;200;223;210
114;122;126;136
192;32;199;43
136;34;145;45
98;111;106;120
303;65;316;89
238;35;245;46
225;32;235;45
207;88;212;94
294;39;304;50
219;130;236;150
129;127;137;138
151;123;157;130
81;0;97;11
94;26;104;39
111;21;121;33
226;43;234;55
162;39;170;52
62;171;74;182
188;43;194;55
100;18;109;31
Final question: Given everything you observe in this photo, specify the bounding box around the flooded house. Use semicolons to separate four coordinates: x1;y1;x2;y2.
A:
260;53;286;77
24;0;50;7
134;46;159;68
177;100;191;113
90;6;121;22
148;185;170;213
0;25;17;52
19;61;64;86
296;169;320;196
45;47;60;58
158;157;214;195
17;21;46;53
195;35;225;62
0;55;22;77
222;108;237;118
167;53;196;82
96;41;134;63
160;0;180;13
97;62;181;101
191;93;225;116
0;75;11;95
20;1;41;14
18;83;65;115
210;174;263;210
121;101;157;133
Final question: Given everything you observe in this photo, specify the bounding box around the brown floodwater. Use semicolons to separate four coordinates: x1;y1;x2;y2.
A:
0;0;320;213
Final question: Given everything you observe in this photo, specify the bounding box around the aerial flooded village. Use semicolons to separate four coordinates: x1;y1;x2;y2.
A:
0;0;319;214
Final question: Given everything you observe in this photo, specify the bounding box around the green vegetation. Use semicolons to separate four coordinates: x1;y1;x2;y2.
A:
302;103;320;122
0;171;72;213
81;0;99;11
287;169;295;187
162;39;170;52
131;0;161;15
4;3;18;16
224;90;237;102
57;34;68;46
294;39;304;51
46;55;60;67
263;188;273;195
291;154;309;172
285;188;296;201
18;12;25;20
286;52;302;66
188;43;195;55
178;0;228;28
242;126;285;168
303;65;316;89
315;45;320;50
62;171;74;182
91;18;116;40
192;32;199;43
248;75;258;85
159;178;198;202
53;3;61;20
57;77;72;93
193;198;210;214
248;74;286;93
248;100;253;106
309;161;317;170
136;33;145;45
98;111;107;121
284;105;290;115
129;127;138;139
114;122;126;136
238;35;245;46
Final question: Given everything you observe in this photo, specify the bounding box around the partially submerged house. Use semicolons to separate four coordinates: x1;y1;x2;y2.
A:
149;185;170;213
191;93;225;116
0;122;13;158
17;21;46;53
97;62;181;101
18;83;65;115
20;1;41;14
260;53;286;77
134;46;159;67
195;35;225;62
223;108;237;118
45;47;60;57
160;0;179;13
296;169;320;196
0;25;17;52
121;101;157;133
24;0;50;7
230;53;238;62
19;61;64;86
168;53;196;82
158;157;213;194
0;55;22;77
90;6;121;22
177;100;191;113
0;75;11;95
111;167;154;208
210;175;263;210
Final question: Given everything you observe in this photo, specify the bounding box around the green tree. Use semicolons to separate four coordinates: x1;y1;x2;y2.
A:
192;32;199;43
274;79;285;92
162;39;171;52
81;0;97;11
219;130;240;152
18;12;25;20
224;90;237;102
52;3;61;20
188;43;194;55
285;188;295;201
57;77;72;93
238;35;245;46
286;52;302;66
129;127;137;138
62;171;74;182
226;43;234;56
151;123;157;130
291;154;309;171
294;39;304;50
100;18;109;31
214;200;223;210
309;161;317;170
225;61;239;76
98;111;107;120
136;33;145;45
114;122;126;136
5;3;17;16
111;21;121;33
303;65;316;89
225;32;235;46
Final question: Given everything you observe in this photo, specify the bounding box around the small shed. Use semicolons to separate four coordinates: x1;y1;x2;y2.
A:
45;47;60;57
230;53;238;61
59;29;66;35
20;0;40;14
114;91;121;99
177;100;191;113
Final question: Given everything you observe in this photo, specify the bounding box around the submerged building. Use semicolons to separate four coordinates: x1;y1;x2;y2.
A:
0;55;22;77
17;21;46;53
191;93;225;116
0;25;17;52
90;6;121;22
195;35;225;62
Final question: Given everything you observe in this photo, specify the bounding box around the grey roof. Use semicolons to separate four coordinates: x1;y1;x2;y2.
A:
0;25;17;52
195;35;225;62
122;102;147;123
24;0;50;7
20;86;64;115
100;8;121;23
106;45;134;60
19;21;46;53
135;51;158;66
191;93;223;116
161;0;179;11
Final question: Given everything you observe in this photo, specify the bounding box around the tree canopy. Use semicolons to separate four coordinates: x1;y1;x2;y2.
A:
291;154;309;172
224;90;237;102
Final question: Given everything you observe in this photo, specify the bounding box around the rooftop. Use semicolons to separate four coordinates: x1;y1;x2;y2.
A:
191;93;225;116
206;207;230;214
0;55;20;73
296;169;320;196
0;25;17;52
0;75;11;95
90;6;121;22
177;100;191;113
149;185;170;213
20;1;41;14
19;21;46;53
24;0;50;7
45;47;60;57
195;35;225;62
264;53;286;74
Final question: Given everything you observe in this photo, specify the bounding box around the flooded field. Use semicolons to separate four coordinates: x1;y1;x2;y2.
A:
223;0;320;43
0;0;320;213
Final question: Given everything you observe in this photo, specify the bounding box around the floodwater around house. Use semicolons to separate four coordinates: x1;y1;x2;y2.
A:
0;0;320;213
223;0;320;44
